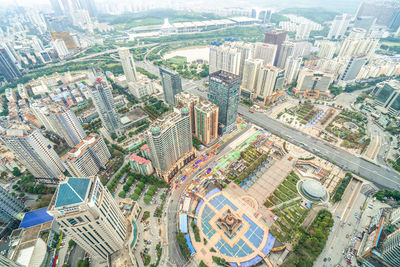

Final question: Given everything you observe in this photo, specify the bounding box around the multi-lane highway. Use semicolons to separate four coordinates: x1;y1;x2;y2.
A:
237;105;400;190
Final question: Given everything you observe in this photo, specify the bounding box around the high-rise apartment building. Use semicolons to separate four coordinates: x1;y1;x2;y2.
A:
0;124;66;180
128;154;153;175
328;14;352;39
240;58;263;98
254;42;277;66
175;91;200;134
159;67;182;105
294;69;333;98
338;37;379;58
255;66;285;103
89;69;121;134
146;108;194;182
53;39;69;59
118;47;137;83
354;16;376;32
194;101;219;145
209;44;242;76
48;177;127;263
264;29;287;66
381;229;400;266
62;134;111;177
0;185;24;223
295;23;312;40
276;42;295;69
284;56;303;85
317;40;338;59
208;70;240;135
31;104;86;147
0;47;22;83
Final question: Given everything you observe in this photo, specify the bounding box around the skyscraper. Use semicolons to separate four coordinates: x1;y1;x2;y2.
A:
0;185;24;223
159;67;182;105
208;70;240;135
264;29;287;66
254;42;277;66
340;55;367;82
62;134;111;177
317;40;338;59
0;47;22;83
338;37;379;58
194;101;219;145
48;177;127;264
276;42;295;69
255;66;285;103
175;91;200;134
209;44;242;76
284;56;303;85
240;58;263;98
89;68;121;134
146;108;194;182
355;0;400;27
381;229;400;266
0;124;66;180
31;104;86;147
118;47;137;83
328;14;352;39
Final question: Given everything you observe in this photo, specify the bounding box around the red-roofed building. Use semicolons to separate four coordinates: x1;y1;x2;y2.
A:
140;144;150;159
129;154;153;175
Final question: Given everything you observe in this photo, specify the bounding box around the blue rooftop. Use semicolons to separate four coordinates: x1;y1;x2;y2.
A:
19;208;54;229
55;178;91;208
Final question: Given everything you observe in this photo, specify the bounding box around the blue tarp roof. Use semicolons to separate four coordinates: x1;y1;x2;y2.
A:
179;214;188;233
19;208;53;229
262;233;276;255
184;234;196;255
55;178;90;208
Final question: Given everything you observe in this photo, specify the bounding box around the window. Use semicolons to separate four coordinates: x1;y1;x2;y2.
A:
67;218;78;226
76;216;84;223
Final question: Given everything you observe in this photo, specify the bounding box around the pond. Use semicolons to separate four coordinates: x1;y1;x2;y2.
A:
163;46;209;62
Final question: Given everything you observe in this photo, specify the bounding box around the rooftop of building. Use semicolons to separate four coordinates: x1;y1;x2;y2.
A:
19;208;54;229
140;144;149;152
209;70;241;84
54;177;91;208
119;108;148;126
128;154;151;165
62;134;101;162
195;101;218;112
175;91;200;103
149;108;188;133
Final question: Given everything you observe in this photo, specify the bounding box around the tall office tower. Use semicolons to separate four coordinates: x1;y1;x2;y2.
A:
175;91;200;134
254;42;277;66
340;55;367;82
328;14;351;39
159;67;182;105
53;39;69;59
0;185;24;223
208;70;240;135
48;177;127;264
338;37;379;58
251;8;273;24
0;124;66;179
381;229;400;266
50;0;64;15
264;29;287;66
89;70;121;134
255;66;285;103
0;47;22;83
62;134;111;177
209;44;242;76
241;58;263;98
317;40;338;59
295;69;333;98
118;47;137;83
194;101;219;145
31;104;86;147
145;109;194;182
355;0;400;27
276;42;295;69
372;80;400;117
295;23;312;40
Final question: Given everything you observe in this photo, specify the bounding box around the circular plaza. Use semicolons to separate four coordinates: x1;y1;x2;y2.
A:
191;188;276;266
